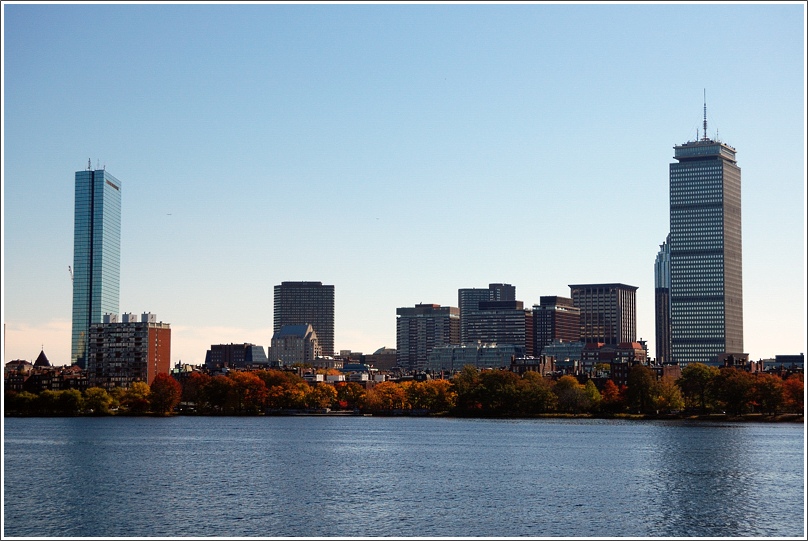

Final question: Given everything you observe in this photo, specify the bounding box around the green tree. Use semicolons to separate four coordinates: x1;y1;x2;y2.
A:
5;391;37;416
450;365;482;415
150;373;183;415
517;371;557;414
712;368;754;416
83;387;114;415
476;370;522;416
554;375;591;414
677;363;720;412
627;365;657;414
654;376;684;413
36;390;60;415
56;389;84;416
584;380;602;411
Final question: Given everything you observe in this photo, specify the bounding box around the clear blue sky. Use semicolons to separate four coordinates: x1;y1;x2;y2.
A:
3;2;806;365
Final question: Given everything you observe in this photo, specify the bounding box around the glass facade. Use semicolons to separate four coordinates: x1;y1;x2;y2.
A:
71;169;122;367
669;139;743;366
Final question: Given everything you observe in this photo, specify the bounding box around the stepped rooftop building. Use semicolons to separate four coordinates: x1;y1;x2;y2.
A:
669;103;743;366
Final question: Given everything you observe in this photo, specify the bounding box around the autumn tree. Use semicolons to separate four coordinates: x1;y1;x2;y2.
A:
305;383;337;410
782;373;804;413
150;373;183;415
335;381;366;410
83;387;114;415
181;372;212;412
600;380;626;414
205;375;238;414
228;371;268;414
122;382;152;414
677;363;720;413
35;390;60;415
364;381;408;412
751;373;785;416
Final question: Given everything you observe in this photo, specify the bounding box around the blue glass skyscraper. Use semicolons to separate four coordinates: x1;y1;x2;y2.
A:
71;164;122;367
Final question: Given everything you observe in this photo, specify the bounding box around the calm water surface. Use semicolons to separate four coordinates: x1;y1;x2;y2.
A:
3;416;805;538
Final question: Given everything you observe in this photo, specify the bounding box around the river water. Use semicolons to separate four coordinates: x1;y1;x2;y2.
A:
3;416;804;538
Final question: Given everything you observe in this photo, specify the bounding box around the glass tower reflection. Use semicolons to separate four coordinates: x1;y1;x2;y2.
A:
71;165;121;367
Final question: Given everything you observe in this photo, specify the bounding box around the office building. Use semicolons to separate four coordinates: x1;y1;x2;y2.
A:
86;312;171;389
458;283;516;343
569;283;637;345
396;304;460;372
71;163;122;367
273;281;335;356
464;300;527;348
204;343;269;371
533;296;580;356
669;107;743;366
428;342;524;372
270;324;321;367
654;235;672;364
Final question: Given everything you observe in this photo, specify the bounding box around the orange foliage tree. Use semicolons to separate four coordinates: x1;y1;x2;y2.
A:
150;373;182;415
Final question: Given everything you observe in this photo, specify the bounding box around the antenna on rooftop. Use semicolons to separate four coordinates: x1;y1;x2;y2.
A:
702;89;708;141
87;158;91;171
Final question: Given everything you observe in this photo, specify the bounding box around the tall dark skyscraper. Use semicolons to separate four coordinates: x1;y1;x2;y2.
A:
458;283;516;343
273;281;335;357
654;234;672;364
669;104;743;366
71;163;122;367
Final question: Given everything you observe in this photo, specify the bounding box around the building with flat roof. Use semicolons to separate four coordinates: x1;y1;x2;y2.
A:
533;296;580;356
396;304;460;372
71;164;122;368
204;343;269;371
458;283;516;343
274;281;335;356
569;283;637;346
86;312;171;389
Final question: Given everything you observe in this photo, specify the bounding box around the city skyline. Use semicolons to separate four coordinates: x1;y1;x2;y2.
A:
3;3;806;365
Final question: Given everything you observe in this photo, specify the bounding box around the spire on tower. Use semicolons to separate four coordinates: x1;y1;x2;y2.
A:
702;89;708;141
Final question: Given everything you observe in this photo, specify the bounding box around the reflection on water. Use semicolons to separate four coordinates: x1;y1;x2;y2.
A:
3;417;804;537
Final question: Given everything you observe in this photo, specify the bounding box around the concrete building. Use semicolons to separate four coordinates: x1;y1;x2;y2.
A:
86;312;171;389
669;106;744;367
569;283;638;346
71;164;122;368
273;281;335;356
271;324;321;366
396;303;460;372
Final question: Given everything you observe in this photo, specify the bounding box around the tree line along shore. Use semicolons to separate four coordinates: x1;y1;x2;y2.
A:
4;363;803;421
